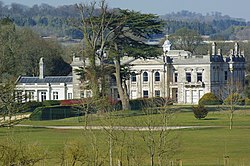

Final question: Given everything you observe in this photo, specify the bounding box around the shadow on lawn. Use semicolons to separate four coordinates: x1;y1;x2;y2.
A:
204;118;219;120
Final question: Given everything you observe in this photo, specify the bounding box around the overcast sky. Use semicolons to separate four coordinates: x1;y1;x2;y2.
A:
1;0;250;21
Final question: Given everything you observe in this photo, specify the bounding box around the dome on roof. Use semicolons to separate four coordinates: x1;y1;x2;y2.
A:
162;39;172;52
164;39;171;45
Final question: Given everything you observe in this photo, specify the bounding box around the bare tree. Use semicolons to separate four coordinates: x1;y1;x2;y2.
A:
138;99;180;166
220;78;244;130
59;140;87;166
75;0;119;99
0;137;47;166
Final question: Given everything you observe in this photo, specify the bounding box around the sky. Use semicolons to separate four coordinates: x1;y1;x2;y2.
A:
1;0;250;21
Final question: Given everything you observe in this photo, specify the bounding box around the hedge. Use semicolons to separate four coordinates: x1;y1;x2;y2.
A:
130;97;173;110
245;98;250;105
42;100;60;106
199;93;222;105
30;105;82;121
21;101;43;112
224;93;244;105
60;99;83;106
21;100;61;112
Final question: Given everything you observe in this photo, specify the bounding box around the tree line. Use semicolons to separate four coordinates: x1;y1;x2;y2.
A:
1;1;250;40
1;0;250;109
0;17;71;82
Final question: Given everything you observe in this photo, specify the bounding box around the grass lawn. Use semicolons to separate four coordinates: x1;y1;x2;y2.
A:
177;127;250;165
0;106;250;165
20;105;250;127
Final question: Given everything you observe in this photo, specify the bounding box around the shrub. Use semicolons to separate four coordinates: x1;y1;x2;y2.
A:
30;106;82;121
224;93;244;105
245;98;250;105
199;93;222;105
21;101;43;112
111;100;122;111
129;98;145;110
192;104;208;119
0;137;47;165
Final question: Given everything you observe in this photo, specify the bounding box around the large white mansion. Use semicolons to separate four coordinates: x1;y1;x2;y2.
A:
121;41;245;104
16;40;245;104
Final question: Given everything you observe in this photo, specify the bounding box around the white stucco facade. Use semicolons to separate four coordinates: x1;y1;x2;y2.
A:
122;41;245;104
16;80;73;102
16;58;73;102
16;41;245;105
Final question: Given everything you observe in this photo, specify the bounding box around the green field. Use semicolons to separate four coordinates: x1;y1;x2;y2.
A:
0;107;250;165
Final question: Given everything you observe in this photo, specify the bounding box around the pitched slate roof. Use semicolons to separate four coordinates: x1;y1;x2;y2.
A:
17;76;73;84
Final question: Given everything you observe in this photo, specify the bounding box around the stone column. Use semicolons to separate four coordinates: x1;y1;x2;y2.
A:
151;70;154;98
70;56;84;99
139;70;142;98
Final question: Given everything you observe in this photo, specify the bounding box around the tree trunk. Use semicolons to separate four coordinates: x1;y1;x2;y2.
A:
89;51;100;99
114;57;131;110
229;96;234;130
109;134;113;166
117;159;122;166
150;154;154;166
229;111;233;130
90;74;100;98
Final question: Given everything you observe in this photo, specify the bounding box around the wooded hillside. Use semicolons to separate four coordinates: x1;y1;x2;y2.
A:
1;2;250;40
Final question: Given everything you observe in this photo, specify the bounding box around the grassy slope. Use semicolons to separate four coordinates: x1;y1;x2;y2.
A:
1;107;250;165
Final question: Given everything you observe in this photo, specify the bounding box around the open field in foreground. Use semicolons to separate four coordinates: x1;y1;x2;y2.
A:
0;108;250;165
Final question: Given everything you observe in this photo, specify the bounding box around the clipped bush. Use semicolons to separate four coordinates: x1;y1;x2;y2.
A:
199;93;222;105
30;106;82;121
42;100;60;106
21;101;43;112
129;98;145;110
224;93;244;105
192;104;208;119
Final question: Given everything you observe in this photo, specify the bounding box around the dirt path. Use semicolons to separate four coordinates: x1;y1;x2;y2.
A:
16;124;217;131
0;114;31;123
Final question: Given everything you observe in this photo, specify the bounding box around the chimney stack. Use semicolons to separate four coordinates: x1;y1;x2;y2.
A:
212;42;217;55
39;57;44;79
217;49;221;55
234;42;239;56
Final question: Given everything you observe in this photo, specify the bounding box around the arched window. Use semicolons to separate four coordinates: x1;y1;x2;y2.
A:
131;72;136;82
155;71;160;81
143;72;148;82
